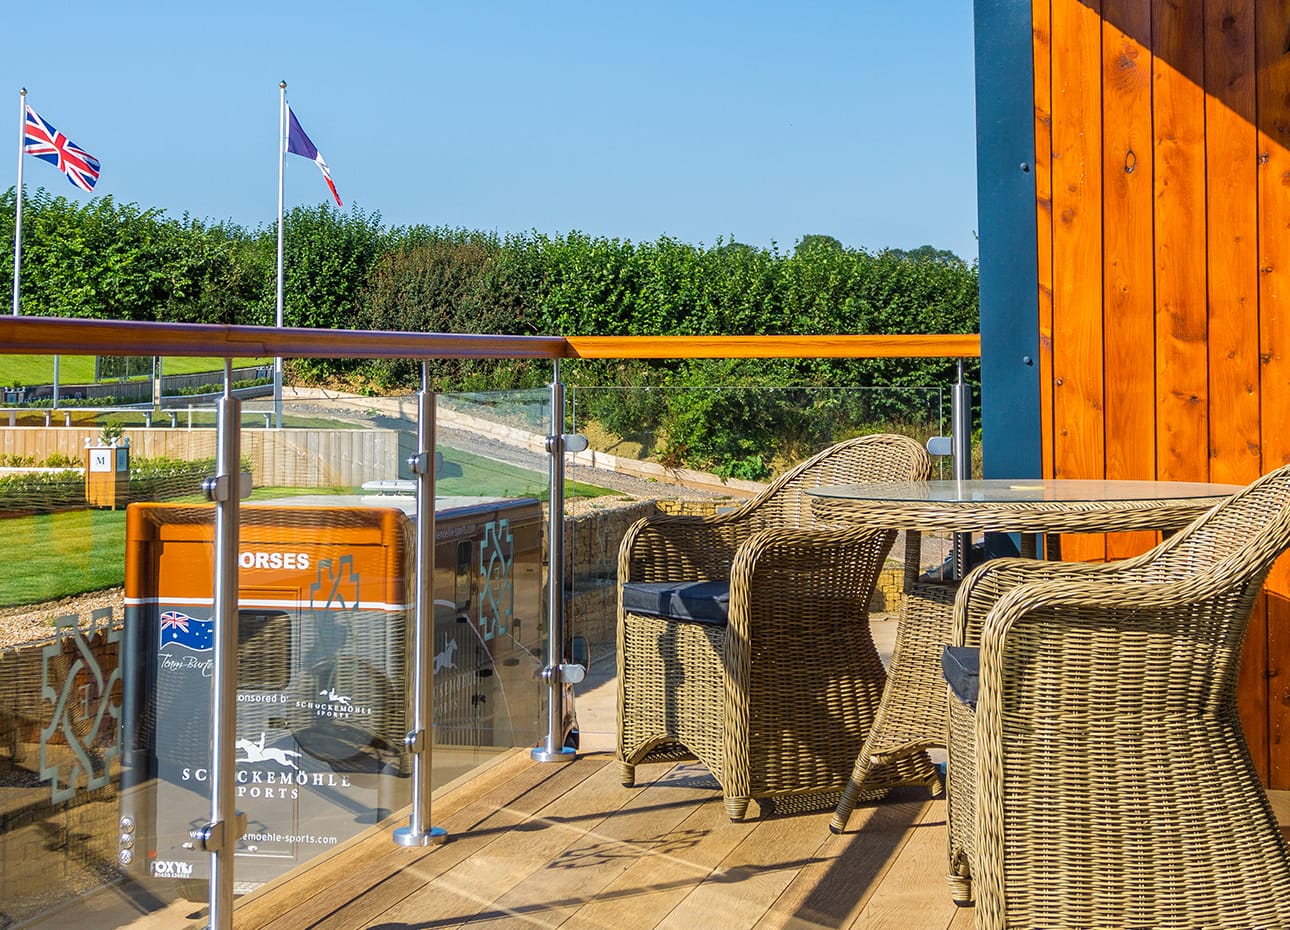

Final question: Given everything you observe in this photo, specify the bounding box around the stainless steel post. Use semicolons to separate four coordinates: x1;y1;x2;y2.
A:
952;358;973;579
394;362;446;846
200;361;246;930
532;359;577;763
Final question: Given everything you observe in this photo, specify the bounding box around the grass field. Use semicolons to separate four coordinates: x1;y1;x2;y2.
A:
0;355;271;387
0;446;619;608
4;508;129;605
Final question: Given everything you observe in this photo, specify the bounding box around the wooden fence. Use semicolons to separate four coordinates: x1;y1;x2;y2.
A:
0;427;399;488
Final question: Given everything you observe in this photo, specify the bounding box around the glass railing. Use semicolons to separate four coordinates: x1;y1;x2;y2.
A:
0;376;556;925
0;336;975;928
558;384;955;750
566;383;951;484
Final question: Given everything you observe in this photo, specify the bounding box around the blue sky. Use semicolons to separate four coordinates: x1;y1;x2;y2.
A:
6;1;978;259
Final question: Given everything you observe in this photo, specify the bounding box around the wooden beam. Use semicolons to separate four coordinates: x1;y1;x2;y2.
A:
564;334;981;360
0;317;572;360
0;319;980;363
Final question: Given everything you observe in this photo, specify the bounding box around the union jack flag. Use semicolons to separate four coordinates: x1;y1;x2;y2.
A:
160;611;190;635
23;104;100;192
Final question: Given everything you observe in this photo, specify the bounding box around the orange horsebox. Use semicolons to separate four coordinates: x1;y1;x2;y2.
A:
116;497;550;894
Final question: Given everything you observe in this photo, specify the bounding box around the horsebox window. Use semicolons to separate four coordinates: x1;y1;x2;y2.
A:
455;541;473;611
237;609;291;690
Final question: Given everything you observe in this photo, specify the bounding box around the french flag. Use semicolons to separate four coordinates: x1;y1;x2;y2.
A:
286;106;342;207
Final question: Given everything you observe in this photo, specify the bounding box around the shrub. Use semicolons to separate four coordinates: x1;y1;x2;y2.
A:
42;452;80;468
129;455;218;501
0;469;84;512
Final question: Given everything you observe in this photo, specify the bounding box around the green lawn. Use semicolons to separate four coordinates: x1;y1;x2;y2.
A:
3;508;128;605
0;446;619;608
0;355;271;387
441;448;572;500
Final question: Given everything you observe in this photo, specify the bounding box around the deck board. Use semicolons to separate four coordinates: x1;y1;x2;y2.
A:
756;794;932;929
233;751;540;929
246;755;601;930
653;804;834;929
373;757;650;928
222;752;961;930
458;764;732;929
843;800;958;929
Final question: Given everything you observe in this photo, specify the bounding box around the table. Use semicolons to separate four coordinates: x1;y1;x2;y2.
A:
808;477;1241;833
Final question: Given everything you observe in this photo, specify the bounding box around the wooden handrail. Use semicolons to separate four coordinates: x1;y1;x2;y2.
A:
0;317;571;359
0;316;981;361
565;334;981;359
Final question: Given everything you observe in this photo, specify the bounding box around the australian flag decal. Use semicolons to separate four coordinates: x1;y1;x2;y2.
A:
160;610;214;651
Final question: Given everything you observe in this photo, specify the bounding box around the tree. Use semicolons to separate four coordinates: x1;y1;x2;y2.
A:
794;234;843;254
886;244;966;265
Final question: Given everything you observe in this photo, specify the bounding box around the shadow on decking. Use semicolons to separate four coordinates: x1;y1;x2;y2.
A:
220;752;954;930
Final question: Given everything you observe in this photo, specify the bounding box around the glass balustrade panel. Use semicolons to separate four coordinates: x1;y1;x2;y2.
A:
0;362;556;925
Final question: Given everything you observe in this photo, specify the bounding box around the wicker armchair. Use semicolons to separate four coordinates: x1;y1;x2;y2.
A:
944;463;1290;928
615;433;932;820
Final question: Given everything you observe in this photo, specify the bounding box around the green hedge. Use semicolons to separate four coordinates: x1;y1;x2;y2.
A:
0;455;221;515
2;188;979;474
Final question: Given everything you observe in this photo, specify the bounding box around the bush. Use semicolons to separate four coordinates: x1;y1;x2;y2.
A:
0;469;84;512
0;453;235;514
175;376;271;397
129;455;218;501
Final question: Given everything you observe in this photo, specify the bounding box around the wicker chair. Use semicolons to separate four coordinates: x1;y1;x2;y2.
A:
615;433;933;820
943;463;1290;928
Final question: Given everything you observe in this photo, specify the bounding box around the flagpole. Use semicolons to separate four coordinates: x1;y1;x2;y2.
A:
274;80;286;429
12;87;25;317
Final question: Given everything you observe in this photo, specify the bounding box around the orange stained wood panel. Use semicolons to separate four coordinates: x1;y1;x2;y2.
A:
1208;0;1265;780
1049;0;1106;484
1268;581;1290;788
1241;594;1271;784
1257;0;1290;479
1049;0;1107;561
1257;0;1290;788
1205;0;1261;489
1034;0;1056;479
1152;0;1209;483
1102;0;1158;560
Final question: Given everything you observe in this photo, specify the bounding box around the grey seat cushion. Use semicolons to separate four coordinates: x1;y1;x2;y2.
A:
941;645;980;709
621;581;730;625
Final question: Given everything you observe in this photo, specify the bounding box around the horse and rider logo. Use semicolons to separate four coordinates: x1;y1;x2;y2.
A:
236;733;303;768
318;687;352;706
433;639;458;674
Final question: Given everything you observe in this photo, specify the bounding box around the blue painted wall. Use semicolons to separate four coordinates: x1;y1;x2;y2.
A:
974;0;1041;478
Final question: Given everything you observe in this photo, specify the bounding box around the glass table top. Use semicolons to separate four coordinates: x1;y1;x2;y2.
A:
808;478;1244;505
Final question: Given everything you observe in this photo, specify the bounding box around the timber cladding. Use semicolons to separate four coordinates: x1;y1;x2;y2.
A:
1034;0;1290;783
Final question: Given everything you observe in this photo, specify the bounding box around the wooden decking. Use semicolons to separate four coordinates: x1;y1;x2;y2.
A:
219;750;972;930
